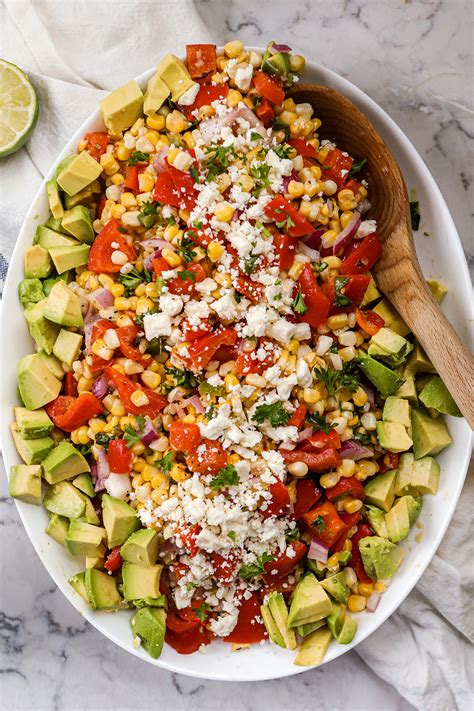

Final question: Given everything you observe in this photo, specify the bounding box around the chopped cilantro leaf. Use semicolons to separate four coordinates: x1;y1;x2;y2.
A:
117;267;152;296
178;269;196;282
243;253;259;275
228;530;237;542
189;165;200;183
239;552;274;580
128;151;150;166
312;515;326;532
157;451;173;473
124;424;143;448
179;232;198;263
164;367;200;392
95;432;114;452
314;361;361;395
334;276;352;307
292;286;307;314
250;131;263;141
195;603;211;621
274;207;295;231
252;402;290;427
306;412;335;434
349;157;366;177
198;382;224;397
209;464;240;491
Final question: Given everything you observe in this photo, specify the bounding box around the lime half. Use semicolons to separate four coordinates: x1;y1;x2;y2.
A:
0;59;38;157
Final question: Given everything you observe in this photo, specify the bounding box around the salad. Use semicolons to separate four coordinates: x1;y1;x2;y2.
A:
9;40;461;666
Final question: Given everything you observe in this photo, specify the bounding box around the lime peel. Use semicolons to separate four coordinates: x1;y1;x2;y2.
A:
0;59;38;157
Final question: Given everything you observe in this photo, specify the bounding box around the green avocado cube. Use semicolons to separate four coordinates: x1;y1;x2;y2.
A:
294;626;332;667
37;350;65;380
295;619;326;637
65;520;106;557
364;470;397;512
24;245;52;279
144;72;170;115
327;601;346;639
35;225;76;250
69;571;90;603
84;569;123;610
287;574;332;628
45;513;70;545
372;299;411;337
46;180;64;219
72;473;95;498
44;481;86;519
10;424;54;465
100;79;144;134
24;300;61;355
394;453;415;496
411;408;451;459
383;396;411;428
49;244;90;275
44;215;64;233
268;592;296;649
260;604;285;648
85;544;106;570
403;343;436;377
376;421;413;453
63;180;100;209
357;354;404;398
155;54;195;102
368;327;413;367
18;278;44;305
426;279;448;304
360;274;381;306
14;406;53;439
320;573;349;605
102;494;140;547
365;504;388;537
394;375;418;402
44;281;83;328
53;329;83;366
122;562;163;601
57;150;103;197
42;442;90;484
358;536;405;581
9;464;42;505
419;377;461;418
384;497;411;542
121;529;159;567
336;615;358;645
411;457;440;495
131;607;166;659
61;206;94;244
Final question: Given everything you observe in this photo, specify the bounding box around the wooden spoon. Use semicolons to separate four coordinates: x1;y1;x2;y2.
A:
289;83;474;427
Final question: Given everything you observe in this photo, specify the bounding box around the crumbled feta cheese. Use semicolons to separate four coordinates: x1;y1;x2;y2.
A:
356;219;377;238
177;82;200;106
143;312;172;339
296;358;313;387
159;292;184;316
210;292;239;321
234;64;253;92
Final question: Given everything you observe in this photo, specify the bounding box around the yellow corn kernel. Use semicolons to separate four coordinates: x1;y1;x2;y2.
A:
287;339;299;355
288;261;305;280
130;118;145;136
76;270;93;288
100;153;120;175
151;472;169;489
343;498;364;514
111;204;126;219
136;296;154;315
358;583;374;598
224;374;239;392
114;297;131;311
224;40;244;58
116;314;133;328
282;97;296;112
302;388;321;404
133;283;146;297
214;272;232;288
120;192;137;209
146;113;166;131
316;145;331;163
214;202;234;222
98;274;114;290
342;539;353;552
208;240;225;262
226;89;243;107
310;165;322;180
132;474;144;488
138;173;155;193
144;282;159;299
279;110;297;125
358;460;379;478
329;219;341;235
182;414;196;424
110;399;126;417
338;188;356;205
130;390;149;408
182;131;196;150
170;463;189;482
348;594;367;612
340;210;354;229
287;180;305;198
116;144;131;161
246;373;266;388
141;465;158;482
119;416;135;431
327;553;340;568
327;313;349;330
322;256;342;270
320;472;341;488
133;457;147;473
351;387;368;409
277;350;289;369
166;110;189;134
162;247;182;267
163;223;179;242
91;338;114;360
338;458;356;478
141;370;161;389
290;55;305;72
374;582;387;593
290;117;313;137
89;418;106;434
103;415;119;433
131;441;146;456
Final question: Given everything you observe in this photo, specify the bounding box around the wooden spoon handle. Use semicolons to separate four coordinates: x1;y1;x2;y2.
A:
387;277;474;428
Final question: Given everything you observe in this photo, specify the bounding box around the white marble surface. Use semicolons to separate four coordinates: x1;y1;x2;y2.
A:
1;1;472;710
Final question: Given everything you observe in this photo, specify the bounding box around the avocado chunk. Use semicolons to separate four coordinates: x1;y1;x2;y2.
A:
14;406;53;439
122;562;162;601
44;481;86;519
65;520;106;557
44;215;64;232
61;206;94;244
69;571;90;603
43;270;73;296
365;504;388;537
360;274;381;306
376;421;413;453
372;299;411;337
411;408;451;459
294;626;332;667
394;453;415;496
144;73;170;115
394;375;417;402
357;354;405;398
411;456;440;495
320;573;349;605
336;615;358;645
268;592;296;650
419;377;461;418
102;494;140;547
403;343;436;377
46;179;64;219
385;497;412;542
426;279;448;304
18;278;44;306
72;473;95;498
53;329;83;366
383;396;411;428
287;573;332;628
364;469;397;512
84;569;123;610
42;441;90;484
368;327;413;368
10;424;53;465
57;150;103;196
327;601;346;639
131;607;166;659
260;604;285;647
85;543;106;570
44;281;83;328
35;225;76;250
9;464;42;504
63;180;100;209
120;529;159;567
295;619;327;637
155;54;195;102
77;493;100;526
24;245;53;279
100;79;144;134
358;536;404;581
45;513;70;545
37;350;65;379
262;51;291;77
49;244;90;275
24;300;61;354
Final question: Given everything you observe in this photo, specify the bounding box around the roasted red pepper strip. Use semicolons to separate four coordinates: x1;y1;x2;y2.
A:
326;476;366;502
169;422;202;453
255;97;274;124
165;626;212;655
211;552;237;584
88;219;136;274
223;592;268;644
273;232;297;270
355;307;385;335
302;429;341;450
303;501;346;547
107;439;132;474
324;274;371;314
179;327;237;371
293;479;322;519
350;524;374;583
297;263;331;327
104;546;123;573
322;148;353;187
105;366;167;418
153;170;180;207
167;263;207;298
83;131;108;160
253;71;285;105
330;511;363;553
261;480;291;518
263;541;308;582
288;404;307;429
235;339;275;376
181;84;229;119
280;447;342;472
63;371;78;397
288;138;318;159
186;439;228;476
265;195;313;237
186;44;217;78
341;233;382;274
45;393;103;432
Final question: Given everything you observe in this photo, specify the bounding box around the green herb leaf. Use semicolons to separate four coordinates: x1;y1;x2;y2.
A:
239;552;274;580
178;270;196;282
198;382;224;397
313;262;328;274
314;361;361;395
272;143;292;159
227;530;237;542
306;412;335;434
164;367;200;392
349;157;366;177
95;432;114;452
117;267;152;296
292;286;308;314
252;402;290;427
179;231;198;263
75;443;92;457
189;165;200;183
250;131;263;142
285;527;301;543
157;451;173;473
352;431;372;446
243;253;259;276
270;117;290;140
312;515;326;532
138;202;159;229
334;276;352;307
124;424;143;448
410;200;421;231
195;603;211;621
209;464;240;491
128;151;150;166
274;207;295;232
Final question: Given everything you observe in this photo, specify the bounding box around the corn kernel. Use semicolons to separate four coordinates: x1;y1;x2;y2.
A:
279;110;297;125
358;583;374;597
288;261;304;280
374;582;387;593
141;370;161;389
327;554;340;568
348;594;366;612
164;223;179;241
320;472;341;488
114;297;131;311
116;144;131;161
162;247;182;267
224;40;244;58
111;399;126;417
91;338;114;360
302;388;321;404
182;131;196;150
290;117;313;137
136;296;154;315
343;539;353;552
208;240;225;262
290;55;305;72
146;113;166;131
353;386;368;407
288;180;305;198
224;374;239;392
214;202;234;222
130;390;149;407
173;150;193;172
327;313;349;330
110;204;126;219
89;418;106;434
131;441;146;455
170;463;189;482
144;282;159;299
138;172;155;193
151;472;169;489
133;458;147;472
287;461;309;478
100;153;120;175
166;110;189;134
226;89;243;107
343;498;364;514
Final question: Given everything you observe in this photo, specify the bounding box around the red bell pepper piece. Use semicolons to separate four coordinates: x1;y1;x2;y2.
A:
88;219;136;274
152;256;172;276
322;148;353;187
169;422;202;453
261;480;291;518
324;274;371;314
255;97;274;124
273;232;297;270
339;177;361;195
179;326;237;371
83;131;108;160
107;439;132;474
326;476;366;502
63;371;78;397
165;626;212;655
181;84;229;119
264;195;313;237
341;233;382;274
236;275;264;302
235;339;275;376
223;592;268;644
116;323;150;365
297;263;331;328
45;393;103;432
166;607;200;634
167;262;207;297
211;552;237;584
280;447;342;472
293;479;322;519
288;404;307;429
165;161;198;210
104;546;123;573
303;501;346;547
330;511;363;553
350;523;374;583
263;541;308;582
105;366;167;418
181;318;214;341
186;44;217;78
302;428;341;451
253;71;285;105
177;523;201;557
288;138;317;159
186;439;228;476
123;163;147;193
153;170;180;207
355;307;385;336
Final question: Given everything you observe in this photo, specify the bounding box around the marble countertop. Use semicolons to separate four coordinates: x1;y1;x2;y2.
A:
1;1;472;710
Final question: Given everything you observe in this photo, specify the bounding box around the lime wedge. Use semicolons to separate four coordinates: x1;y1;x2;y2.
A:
0;59;38;157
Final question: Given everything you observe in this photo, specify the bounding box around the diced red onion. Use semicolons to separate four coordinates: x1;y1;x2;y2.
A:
297;426;313;443
83;313;101;354
332;212;362;255
182;395;205;414
298;242;320;260
272;43;292;53
366;591;381;612
340;440;374;460
153;146;169;173
141;419;160;446
358;199;371;214
362;383;376;407
89;287;114;309
104;473;131;500
141;238;173;249
93;449;110;492
308;538;329;564
92;374;109;399
144;249;163;271
303;229;325;250
281;171;299;193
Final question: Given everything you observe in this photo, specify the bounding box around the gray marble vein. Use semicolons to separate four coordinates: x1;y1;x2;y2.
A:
1;1;472;709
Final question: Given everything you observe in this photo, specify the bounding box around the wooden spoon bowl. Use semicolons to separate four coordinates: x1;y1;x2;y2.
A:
289;83;474;427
